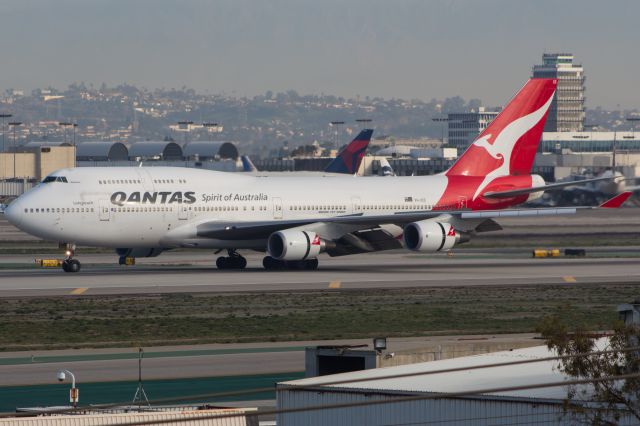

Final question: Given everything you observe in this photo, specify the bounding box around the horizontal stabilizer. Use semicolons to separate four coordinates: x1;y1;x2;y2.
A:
482;176;619;199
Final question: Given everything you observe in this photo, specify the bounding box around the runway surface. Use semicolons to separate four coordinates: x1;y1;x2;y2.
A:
0;250;638;297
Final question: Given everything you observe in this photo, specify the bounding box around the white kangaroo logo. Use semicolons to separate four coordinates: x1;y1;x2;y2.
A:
472;91;555;200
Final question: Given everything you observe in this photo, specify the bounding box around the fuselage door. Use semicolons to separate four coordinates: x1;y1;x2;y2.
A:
178;204;188;220
351;196;361;214
273;197;283;219
99;200;110;221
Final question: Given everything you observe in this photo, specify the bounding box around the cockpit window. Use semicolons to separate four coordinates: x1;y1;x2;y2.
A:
42;176;68;183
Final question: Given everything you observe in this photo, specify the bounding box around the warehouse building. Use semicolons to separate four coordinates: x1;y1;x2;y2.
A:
277;344;635;425
183;141;239;160
128;141;184;161
76;141;129;161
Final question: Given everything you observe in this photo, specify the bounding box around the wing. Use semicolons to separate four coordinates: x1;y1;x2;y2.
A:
195;193;630;256
197;207;580;240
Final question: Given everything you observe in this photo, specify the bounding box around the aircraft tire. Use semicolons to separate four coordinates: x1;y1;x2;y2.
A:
236;256;247;269
304;258;319;270
216;257;228;269
63;259;81;273
263;256;283;270
218;256;247;270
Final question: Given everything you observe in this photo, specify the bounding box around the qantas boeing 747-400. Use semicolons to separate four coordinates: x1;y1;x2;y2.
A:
4;78;631;272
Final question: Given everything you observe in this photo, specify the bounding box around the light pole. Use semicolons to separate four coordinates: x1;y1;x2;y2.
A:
202;122;219;140
432;117;449;145
0;113;12;152
330;121;345;152
58;122;73;145
57;369;79;407
72;123;78;147
8;122;22;180
627;117;640;138
355;118;372;130
177;121;194;144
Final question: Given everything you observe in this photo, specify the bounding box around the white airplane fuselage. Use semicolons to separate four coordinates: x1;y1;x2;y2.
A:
7;167;454;249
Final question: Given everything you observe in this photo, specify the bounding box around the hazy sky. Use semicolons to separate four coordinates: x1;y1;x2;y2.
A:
0;0;638;108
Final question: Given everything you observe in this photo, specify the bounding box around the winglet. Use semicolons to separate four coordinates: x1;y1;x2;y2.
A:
600;191;632;208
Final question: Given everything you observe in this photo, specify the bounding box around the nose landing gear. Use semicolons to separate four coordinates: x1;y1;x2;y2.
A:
216;250;247;270
61;243;81;273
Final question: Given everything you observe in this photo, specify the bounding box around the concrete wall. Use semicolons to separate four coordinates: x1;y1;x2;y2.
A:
377;340;540;368
37;146;75;179
0;153;36;179
0;147;75;181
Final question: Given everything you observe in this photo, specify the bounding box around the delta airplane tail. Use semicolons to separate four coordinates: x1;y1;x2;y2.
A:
324;129;374;174
446;78;557;178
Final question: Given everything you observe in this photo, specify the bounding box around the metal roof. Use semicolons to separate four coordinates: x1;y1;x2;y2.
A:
183;141;239;159
280;344;585;402
76;142;128;161
128;141;183;160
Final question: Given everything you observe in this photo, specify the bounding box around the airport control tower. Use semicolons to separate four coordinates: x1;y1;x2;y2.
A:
532;53;586;132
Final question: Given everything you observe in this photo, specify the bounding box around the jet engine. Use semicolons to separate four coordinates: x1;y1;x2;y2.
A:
267;230;327;261
115;248;164;258
403;221;468;252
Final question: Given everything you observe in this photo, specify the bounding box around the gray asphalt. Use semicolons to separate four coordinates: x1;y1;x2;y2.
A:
0;251;638;297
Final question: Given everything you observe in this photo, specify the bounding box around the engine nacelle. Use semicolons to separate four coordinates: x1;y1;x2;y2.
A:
267;230;325;261
115;248;164;258
403;221;467;252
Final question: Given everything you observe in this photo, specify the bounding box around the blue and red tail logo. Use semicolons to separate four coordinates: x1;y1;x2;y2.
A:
324;129;373;174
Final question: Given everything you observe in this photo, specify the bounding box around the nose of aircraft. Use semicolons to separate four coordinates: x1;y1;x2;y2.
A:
4;199;23;227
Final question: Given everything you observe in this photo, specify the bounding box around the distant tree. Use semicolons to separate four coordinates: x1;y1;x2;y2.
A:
285;90;300;101
538;314;640;424
290;145;318;157
467;98;482;112
441;96;465;114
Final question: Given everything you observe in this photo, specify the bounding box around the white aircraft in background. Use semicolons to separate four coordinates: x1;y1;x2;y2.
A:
240;128;374;176
4;79;629;272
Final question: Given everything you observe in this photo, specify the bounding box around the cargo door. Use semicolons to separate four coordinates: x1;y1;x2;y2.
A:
351;196;361;214
178;204;189;220
273;197;283;219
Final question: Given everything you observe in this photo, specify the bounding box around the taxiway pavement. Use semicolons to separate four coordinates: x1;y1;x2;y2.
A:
0;250;638;297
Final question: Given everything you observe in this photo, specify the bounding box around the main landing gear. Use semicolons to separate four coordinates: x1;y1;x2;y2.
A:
216;250;247;270
262;256;319;271
61;243;81;273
